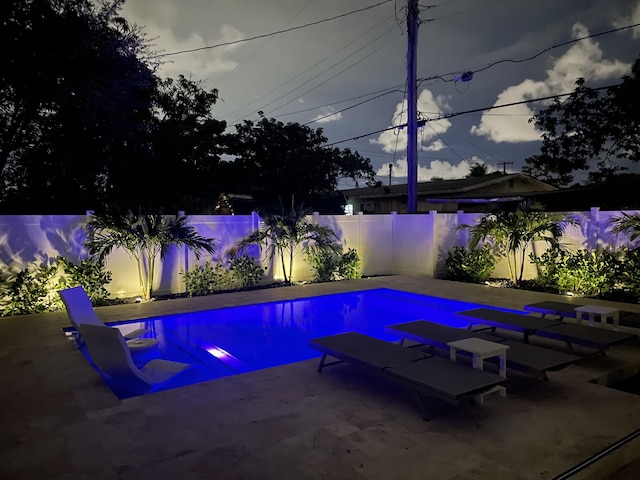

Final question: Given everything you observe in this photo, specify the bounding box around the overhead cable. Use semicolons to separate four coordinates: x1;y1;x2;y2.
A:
153;0;393;58
324;84;616;146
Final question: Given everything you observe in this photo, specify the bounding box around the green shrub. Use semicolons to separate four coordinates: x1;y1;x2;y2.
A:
335;248;361;280
617;247;640;300
445;246;496;283
0;263;61;316
229;255;264;289
182;255;263;296
530;247;621;296
0;256;112;317
56;257;112;305
306;247;361;282
306;250;338;282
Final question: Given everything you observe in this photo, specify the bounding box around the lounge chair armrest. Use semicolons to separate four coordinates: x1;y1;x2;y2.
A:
123;328;148;340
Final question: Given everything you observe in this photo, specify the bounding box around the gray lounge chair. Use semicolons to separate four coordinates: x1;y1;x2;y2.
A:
455;308;561;343
308;332;508;419
524;301;640;329
79;324;192;395
455;308;636;354
523;301;585;319
385;320;579;380
59;286;158;350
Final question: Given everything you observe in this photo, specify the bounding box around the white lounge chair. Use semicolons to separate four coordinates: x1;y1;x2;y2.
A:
79;323;192;395
59;286;158;350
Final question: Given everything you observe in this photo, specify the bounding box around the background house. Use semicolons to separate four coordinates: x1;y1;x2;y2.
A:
340;173;556;214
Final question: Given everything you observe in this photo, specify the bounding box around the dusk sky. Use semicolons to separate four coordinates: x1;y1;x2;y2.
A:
121;0;640;187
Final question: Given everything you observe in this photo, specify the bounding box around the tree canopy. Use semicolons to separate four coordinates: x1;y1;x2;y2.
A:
138;75;227;212
223;115;376;211
530;57;640;186
0;0;376;214
0;0;157;212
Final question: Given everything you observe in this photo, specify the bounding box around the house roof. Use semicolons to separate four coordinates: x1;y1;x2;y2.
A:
340;173;555;199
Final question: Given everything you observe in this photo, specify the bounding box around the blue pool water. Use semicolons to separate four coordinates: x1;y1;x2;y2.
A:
77;288;510;397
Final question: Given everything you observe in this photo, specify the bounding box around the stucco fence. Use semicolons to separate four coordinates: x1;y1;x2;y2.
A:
0;208;637;299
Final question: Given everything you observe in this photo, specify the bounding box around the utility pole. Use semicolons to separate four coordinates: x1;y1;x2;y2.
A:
406;0;419;213
388;163;393;186
497;161;514;174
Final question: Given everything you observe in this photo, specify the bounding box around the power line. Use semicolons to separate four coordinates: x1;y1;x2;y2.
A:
232;21;637;126
226;13;399;124
215;0;314;87
422;0;505;22
302;89;404;125
325;84;616;146
277;83;405;118
265;30;404;118
278;22;640;120
153;0;394;58
471;23;640;76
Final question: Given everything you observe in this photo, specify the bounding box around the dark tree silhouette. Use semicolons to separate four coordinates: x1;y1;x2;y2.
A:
0;0;157;213
223;115;376;212
531;57;640;186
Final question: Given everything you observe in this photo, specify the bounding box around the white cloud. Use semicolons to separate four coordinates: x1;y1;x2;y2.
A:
311;106;343;124
370;89;452;153
614;0;640;38
376;156;495;182
424;139;446;152
470;22;631;143
121;4;243;80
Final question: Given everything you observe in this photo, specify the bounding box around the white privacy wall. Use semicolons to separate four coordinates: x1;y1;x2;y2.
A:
0;208;637;298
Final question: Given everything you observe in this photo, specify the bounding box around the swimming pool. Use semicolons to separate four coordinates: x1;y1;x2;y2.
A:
78;288;511;397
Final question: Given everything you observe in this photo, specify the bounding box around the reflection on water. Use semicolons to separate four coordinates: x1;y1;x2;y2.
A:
78;288;494;397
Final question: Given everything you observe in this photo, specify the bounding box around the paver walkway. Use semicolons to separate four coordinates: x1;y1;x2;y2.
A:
2;276;640;479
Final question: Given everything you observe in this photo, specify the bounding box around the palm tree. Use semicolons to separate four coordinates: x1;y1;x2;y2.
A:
85;211;217;301
459;200;572;283
466;162;489;177
609;212;640;242
226;201;340;284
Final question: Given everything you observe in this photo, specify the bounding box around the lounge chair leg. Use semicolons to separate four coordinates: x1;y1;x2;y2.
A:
416;391;430;421
317;354;327;373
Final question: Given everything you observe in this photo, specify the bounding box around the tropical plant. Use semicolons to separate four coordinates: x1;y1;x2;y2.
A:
85;211;217;301
530;247;621;296
306;247;361;282
0;256;113;316
445;246;496;283
608;212;640;243
459;200;573;284
56;257;112;305
619;247;640;300
335;248;362;280
182;255;264;296
226;201;340;284
229;255;264;289
466;162;489;178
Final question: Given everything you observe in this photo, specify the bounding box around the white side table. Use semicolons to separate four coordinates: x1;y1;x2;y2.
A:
574;305;620;330
447;337;509;405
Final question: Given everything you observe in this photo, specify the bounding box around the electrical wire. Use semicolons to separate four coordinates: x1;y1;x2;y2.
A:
422;0;505;23
302;89;404;125
277;83;406;118
153;0;394;58
471;23;640;75
263;29;404;117
226;13;399;124
324;84;616;146
228;17;637;126
215;0;314;87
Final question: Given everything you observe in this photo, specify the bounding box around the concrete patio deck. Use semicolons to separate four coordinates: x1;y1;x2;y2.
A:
2;275;640;480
